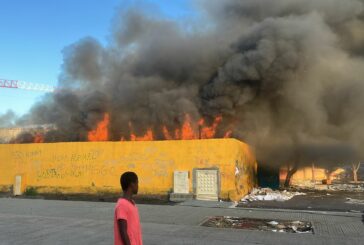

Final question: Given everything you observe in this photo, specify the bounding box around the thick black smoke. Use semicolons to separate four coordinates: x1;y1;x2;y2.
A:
199;0;364;166
18;0;364;167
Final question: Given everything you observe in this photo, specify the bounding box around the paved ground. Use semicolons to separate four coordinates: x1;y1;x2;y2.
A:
238;190;364;212
0;198;363;245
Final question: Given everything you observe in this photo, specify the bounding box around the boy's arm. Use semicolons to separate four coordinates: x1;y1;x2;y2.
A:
118;219;131;245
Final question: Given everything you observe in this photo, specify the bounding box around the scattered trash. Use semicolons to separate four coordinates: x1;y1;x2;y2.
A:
290;182;364;192
201;216;313;234
267;221;279;226
328;183;364;192
277;224;286;229
235;166;240;176
241;188;306;202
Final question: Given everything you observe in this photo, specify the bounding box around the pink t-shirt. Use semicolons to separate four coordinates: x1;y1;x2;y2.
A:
114;198;143;245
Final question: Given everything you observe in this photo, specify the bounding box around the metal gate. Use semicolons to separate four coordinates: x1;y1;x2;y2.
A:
14;175;22;195
195;169;218;201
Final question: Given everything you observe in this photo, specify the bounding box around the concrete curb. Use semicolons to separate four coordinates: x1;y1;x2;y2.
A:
236;207;363;218
177;200;363;218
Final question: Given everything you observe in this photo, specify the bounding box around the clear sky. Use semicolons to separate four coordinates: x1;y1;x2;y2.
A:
0;0;194;116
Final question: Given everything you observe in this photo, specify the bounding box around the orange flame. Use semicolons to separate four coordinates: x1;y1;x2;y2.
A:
129;122;154;141
180;114;195;140
224;130;233;138
200;115;222;139
87;113;109;141
161;114;229;140
33;133;44;143
130;128;154;141
174;128;181;139
162;126;173;140
87;112;232;142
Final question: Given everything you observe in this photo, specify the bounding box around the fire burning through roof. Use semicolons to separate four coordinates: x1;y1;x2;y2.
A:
87;113;110;142
33;133;44;143
87;113;232;142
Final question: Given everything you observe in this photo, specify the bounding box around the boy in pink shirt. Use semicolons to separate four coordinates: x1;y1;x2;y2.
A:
114;172;143;245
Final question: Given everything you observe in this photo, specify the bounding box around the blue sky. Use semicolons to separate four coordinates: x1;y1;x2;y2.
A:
0;0;194;116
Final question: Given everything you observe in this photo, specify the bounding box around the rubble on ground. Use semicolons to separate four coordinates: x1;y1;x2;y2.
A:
201;216;313;233
328;183;364;192
291;182;364;191
241;188;306;202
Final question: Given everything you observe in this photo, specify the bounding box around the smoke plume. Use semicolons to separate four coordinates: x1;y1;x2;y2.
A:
0;110;17;128
17;0;364;167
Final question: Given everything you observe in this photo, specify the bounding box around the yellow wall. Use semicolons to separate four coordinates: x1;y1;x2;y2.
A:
0;139;257;201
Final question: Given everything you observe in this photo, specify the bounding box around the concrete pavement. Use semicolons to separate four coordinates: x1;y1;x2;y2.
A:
0;198;363;244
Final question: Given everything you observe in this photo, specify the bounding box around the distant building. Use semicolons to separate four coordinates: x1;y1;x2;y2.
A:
0;124;56;143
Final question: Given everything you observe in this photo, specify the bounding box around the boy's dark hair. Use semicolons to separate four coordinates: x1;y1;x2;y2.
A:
120;172;138;191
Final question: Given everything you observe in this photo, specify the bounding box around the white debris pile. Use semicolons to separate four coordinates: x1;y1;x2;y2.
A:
328;183;364;192
241;188;306;202
266;220;313;233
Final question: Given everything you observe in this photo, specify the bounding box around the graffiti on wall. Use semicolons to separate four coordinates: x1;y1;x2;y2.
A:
36;164;117;180
35;149;117;180
12;149;42;163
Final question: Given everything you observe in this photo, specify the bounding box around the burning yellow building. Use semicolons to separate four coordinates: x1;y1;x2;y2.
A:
0;139;257;201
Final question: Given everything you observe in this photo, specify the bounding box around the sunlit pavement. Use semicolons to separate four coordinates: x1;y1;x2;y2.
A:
0;198;363;245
